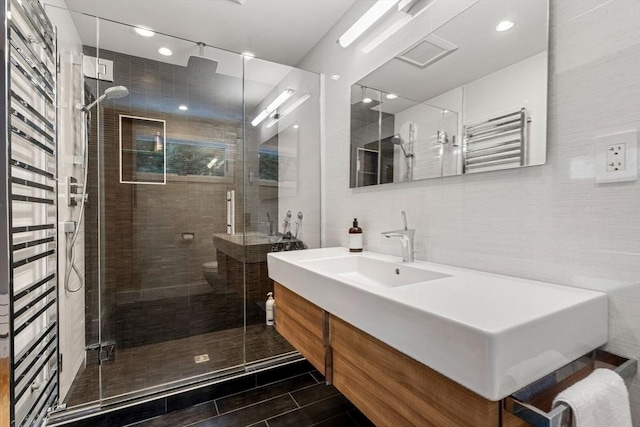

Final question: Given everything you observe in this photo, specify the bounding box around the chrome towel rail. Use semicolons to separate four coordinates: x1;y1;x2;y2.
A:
5;0;60;424
463;108;529;173
504;350;637;427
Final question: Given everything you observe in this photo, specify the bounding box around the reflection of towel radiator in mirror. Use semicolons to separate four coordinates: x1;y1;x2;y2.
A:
463;108;530;173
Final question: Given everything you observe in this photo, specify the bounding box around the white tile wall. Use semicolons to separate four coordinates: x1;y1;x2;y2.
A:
43;0;88;402
299;0;640;424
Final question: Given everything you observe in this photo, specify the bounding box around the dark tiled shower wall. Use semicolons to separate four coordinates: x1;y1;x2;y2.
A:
83;46;247;348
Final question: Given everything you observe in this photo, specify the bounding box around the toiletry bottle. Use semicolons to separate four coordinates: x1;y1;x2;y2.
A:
349;218;363;252
154;131;163;152
266;292;275;326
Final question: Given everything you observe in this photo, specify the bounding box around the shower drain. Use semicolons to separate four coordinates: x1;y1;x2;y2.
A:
194;354;210;363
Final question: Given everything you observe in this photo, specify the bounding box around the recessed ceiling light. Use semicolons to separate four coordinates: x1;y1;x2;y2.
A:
178;105;188;111
158;47;173;56
134;27;155;37
330;75;341;81
496;20;514;32
386;93;398;100
363;97;373;104
293;124;299;129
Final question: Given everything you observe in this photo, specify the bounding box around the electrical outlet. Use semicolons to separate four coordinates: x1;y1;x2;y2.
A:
595;131;638;184
606;144;626;172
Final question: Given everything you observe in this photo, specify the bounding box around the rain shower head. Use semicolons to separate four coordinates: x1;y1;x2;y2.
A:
76;85;129;112
188;42;218;81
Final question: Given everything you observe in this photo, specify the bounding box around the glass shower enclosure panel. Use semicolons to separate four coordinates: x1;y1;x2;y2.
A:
41;3;322;415
242;57;321;364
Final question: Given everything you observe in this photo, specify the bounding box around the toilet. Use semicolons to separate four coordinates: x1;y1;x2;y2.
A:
202;261;224;293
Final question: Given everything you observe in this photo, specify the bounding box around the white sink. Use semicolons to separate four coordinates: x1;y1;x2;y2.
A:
268;247;608;401
301;255;451;288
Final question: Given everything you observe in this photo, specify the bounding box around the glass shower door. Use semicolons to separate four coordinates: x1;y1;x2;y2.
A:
93;18;248;401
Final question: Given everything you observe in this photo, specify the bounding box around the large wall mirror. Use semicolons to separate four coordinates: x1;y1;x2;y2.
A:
350;0;549;187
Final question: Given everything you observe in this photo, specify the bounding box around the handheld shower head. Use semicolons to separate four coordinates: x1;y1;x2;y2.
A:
391;134;403;145
76;85;129;112
104;85;129;100
390;134;413;158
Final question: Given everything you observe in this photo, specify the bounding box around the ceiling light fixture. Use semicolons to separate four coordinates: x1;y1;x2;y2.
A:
178;105;188;111
158;47;173;56
293;124;299;129
362;86;372;104
361;0;435;54
251;88;295;127
386;93;398;100
362;14;411;54
265;119;278;129
265;93;311;129
330;75;341;81
134;27;155;37
338;0;399;48
281;93;310;117
496;20;514;32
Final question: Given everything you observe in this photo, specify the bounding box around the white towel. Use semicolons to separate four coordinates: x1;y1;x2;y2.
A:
552;368;632;427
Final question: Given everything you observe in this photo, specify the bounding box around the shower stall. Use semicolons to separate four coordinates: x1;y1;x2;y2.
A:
1;1;321;424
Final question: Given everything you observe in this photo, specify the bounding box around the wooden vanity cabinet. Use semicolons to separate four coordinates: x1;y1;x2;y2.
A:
274;282;326;374
331;316;499;427
274;282;530;426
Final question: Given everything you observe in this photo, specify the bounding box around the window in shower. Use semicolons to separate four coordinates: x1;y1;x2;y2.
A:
167;140;227;176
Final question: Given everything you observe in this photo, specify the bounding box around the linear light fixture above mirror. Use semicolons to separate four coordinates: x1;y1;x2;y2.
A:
362;0;435;53
251;88;295;126
338;0;399;48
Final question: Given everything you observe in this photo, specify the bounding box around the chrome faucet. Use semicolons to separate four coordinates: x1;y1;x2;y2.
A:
381;211;415;262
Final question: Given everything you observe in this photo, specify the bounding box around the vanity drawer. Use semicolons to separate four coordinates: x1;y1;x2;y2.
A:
331;316;500;427
274;282;326;374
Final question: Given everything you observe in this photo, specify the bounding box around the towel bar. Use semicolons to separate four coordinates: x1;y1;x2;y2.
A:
504;350;637;427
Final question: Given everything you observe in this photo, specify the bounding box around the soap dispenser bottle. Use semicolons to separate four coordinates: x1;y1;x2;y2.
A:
349;218;363;253
265;292;275;326
154;131;163;152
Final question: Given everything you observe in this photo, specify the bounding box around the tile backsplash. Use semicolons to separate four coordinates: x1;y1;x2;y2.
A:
299;0;639;423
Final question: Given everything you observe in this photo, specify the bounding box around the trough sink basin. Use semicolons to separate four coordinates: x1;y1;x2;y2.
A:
301;255;451;288
267;247;608;401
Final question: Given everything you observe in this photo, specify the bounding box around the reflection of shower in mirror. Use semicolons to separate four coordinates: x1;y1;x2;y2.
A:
392;122;415;181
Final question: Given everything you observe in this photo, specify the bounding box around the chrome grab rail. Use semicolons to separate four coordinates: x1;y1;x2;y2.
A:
504;350;637;427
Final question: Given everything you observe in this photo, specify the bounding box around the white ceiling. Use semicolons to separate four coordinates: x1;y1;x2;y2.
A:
61;0;356;67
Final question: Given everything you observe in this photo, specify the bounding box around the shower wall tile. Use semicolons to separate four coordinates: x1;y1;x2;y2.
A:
299;0;640;423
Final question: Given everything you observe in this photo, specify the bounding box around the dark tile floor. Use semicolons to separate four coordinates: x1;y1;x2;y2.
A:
65;324;295;407
131;372;374;427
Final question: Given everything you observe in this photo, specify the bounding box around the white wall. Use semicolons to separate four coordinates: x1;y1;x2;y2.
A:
299;0;639;423
42;0;87;402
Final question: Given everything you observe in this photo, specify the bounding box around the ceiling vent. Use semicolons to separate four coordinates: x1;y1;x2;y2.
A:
396;33;458;68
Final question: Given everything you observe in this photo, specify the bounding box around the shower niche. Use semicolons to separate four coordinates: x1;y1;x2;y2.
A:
119;115;167;184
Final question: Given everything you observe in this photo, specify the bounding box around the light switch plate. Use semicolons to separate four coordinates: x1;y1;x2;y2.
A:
595;131;638;183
